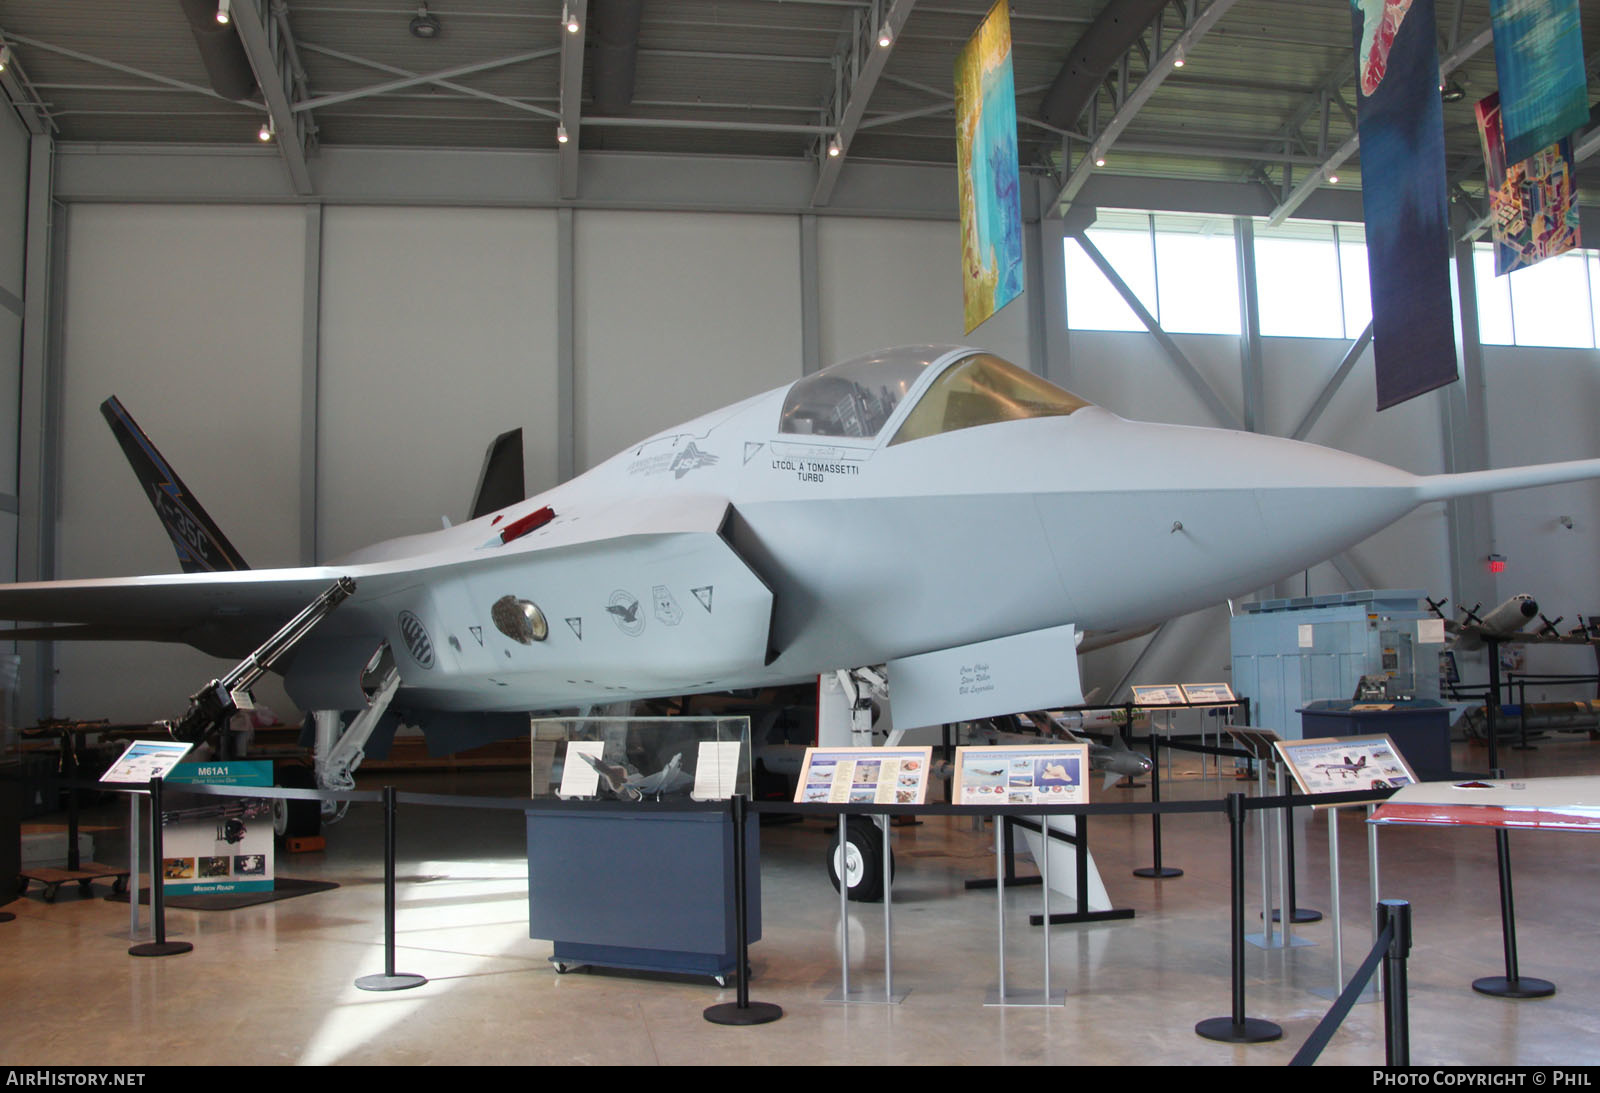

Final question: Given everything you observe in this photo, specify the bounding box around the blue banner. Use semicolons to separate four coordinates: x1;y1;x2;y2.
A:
1490;0;1590;166
1351;0;1459;410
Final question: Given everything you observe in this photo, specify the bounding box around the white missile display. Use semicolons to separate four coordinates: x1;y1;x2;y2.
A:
3;345;1598;759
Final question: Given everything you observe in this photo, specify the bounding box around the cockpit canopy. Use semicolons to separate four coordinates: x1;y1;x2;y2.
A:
778;347;1090;444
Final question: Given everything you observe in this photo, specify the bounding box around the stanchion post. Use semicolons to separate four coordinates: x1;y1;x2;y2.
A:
1196;793;1281;1043
1472;824;1555;999
1134;719;1181;878
1380;900;1412;1066
129;776;192;957
356;785;426;991
705;794;782;1025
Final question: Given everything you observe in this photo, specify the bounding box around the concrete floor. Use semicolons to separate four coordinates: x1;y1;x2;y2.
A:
5;737;1599;1066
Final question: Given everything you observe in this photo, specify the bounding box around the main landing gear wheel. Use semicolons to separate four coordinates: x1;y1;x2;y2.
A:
826;816;895;902
273;765;321;842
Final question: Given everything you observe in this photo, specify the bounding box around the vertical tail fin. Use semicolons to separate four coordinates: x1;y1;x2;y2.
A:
469;427;525;520
99;396;250;573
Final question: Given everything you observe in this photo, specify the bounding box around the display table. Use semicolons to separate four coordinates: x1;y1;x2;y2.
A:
526;805;760;983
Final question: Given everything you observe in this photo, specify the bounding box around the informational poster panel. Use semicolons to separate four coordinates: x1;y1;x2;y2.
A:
952;743;1088;806
163;760;274;895
1132;684;1186;706
794;747;933;805
1180;682;1236;705
100;739;193;784
1275;734;1417;805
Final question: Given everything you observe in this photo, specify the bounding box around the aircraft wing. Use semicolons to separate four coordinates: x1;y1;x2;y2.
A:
0;568;378;659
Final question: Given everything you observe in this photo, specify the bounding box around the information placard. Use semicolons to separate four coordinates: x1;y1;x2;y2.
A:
1274;734;1417;804
794;747;933;805
100;739;193;784
952;743;1089;806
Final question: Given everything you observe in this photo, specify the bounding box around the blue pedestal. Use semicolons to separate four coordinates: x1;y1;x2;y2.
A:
527;807;760;981
1298;701;1452;778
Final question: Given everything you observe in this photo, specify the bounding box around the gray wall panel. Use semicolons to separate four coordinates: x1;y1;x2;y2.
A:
575;211;801;471
54;203;304;721
316;206;560;561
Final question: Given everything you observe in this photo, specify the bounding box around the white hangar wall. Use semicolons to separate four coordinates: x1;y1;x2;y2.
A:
54;204;307;720
32;196;1600;722
317;207;561;560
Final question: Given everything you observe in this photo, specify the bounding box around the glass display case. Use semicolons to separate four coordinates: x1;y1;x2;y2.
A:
528;715;752;802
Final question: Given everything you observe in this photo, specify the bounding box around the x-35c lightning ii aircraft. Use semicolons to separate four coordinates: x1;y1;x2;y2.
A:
3;345;1599;780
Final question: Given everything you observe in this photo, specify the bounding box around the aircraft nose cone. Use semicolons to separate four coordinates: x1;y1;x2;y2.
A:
1036;417;1426;626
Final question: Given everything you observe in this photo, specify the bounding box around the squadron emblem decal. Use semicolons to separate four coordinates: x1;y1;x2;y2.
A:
398;610;435;669
606;591;645;637
669;442;719;479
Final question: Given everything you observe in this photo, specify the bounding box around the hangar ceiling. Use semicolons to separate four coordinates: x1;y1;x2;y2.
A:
0;0;1597;221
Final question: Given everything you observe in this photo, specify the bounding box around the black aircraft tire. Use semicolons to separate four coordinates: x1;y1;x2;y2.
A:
273;765;321;842
826;816;895;902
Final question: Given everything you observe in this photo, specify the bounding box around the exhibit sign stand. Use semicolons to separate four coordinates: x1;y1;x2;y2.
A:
795;746;932;1005
102;741;193;948
1275;734;1416;1001
953;744;1087;1007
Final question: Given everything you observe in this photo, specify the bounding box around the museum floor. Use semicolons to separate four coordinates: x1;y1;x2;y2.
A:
6;736;1599;1067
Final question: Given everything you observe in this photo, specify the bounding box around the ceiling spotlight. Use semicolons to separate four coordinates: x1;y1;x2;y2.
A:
258;120;273;142
0;44;10;73
564;5;581;34
827;137;841;158
1327;172;1340;185
1440;80;1466;103
216;0;231;26
1093;152;1106;167
556;123;569;145
1172;45;1185;69
877;22;893;48
410;4;441;39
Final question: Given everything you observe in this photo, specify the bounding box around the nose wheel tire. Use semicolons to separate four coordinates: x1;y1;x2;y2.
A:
272;765;321;841
826;816;895;902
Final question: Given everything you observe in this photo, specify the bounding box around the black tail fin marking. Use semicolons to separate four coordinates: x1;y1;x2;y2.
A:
100;396;250;573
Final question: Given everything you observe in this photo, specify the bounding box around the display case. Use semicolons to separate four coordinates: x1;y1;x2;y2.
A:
524;716;759;983
529;714;752;801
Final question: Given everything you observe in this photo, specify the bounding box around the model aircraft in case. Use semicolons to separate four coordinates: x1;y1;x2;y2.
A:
4;345;1599;792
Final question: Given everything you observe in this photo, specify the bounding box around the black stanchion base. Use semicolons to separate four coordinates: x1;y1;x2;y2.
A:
1133;866;1183;878
129;941;193;957
355;973;428;992
1030;908;1136;926
1194;1016;1283;1043
1267;908;1324;924
704;1001;783;1026
1472;975;1555;999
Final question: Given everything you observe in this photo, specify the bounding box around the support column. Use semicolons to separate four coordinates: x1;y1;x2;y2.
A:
1442;219;1495;616
299;204;322;565
799;214;821;376
18;133;59;723
557;207;576;481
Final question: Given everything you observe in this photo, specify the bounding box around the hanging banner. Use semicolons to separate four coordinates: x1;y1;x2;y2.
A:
1489;0;1589;166
955;0;1023;335
1350;0;1459;410
1475;91;1581;276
